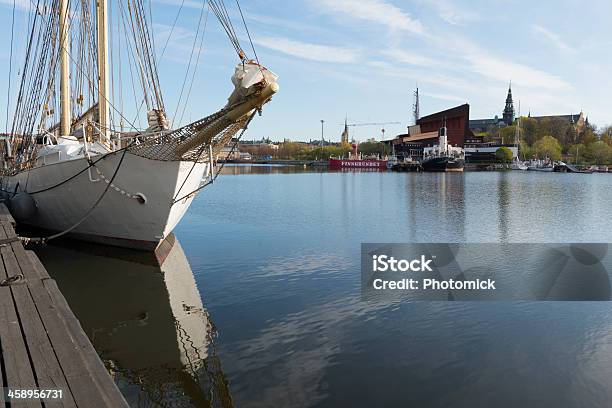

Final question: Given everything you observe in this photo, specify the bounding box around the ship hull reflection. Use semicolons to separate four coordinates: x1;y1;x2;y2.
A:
35;235;233;407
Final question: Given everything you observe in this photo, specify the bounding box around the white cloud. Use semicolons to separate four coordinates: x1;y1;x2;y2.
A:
426;0;481;25
382;48;435;67
314;0;424;35
254;36;358;63
421;91;467;103
466;53;571;91
435;36;572;91
532;24;577;54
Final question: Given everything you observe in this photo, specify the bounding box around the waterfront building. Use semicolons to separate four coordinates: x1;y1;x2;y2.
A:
217;146;242;160
463;138;518;163
390;104;473;161
469;84;586;134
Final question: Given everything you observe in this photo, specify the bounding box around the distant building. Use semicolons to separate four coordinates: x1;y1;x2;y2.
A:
217;146;241;160
469;83;586;134
528;112;587;134
502;83;515;125
341;119;349;144
241;138;280;150
464;138;518;163
469;84;514;132
390;104;474;160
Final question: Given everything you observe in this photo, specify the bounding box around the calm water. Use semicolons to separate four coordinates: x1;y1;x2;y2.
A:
36;167;612;407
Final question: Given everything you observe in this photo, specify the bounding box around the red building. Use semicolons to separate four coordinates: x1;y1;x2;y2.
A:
416;104;472;147
391;104;474;160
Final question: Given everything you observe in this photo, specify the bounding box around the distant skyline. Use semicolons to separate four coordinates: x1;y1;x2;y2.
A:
1;0;611;142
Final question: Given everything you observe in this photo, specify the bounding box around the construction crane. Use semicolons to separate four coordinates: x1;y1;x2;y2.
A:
338;120;402;146
341;121;401;127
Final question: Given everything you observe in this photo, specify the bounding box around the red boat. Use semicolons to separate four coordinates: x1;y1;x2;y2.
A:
328;142;388;169
328;158;388;169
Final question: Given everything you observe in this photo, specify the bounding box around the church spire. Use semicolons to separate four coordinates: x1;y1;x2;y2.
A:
341;117;349;144
503;81;515;125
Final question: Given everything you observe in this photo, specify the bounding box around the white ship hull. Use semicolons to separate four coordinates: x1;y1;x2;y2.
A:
2;151;208;250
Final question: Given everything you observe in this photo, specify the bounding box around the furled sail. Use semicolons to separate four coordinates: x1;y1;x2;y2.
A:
128;61;279;162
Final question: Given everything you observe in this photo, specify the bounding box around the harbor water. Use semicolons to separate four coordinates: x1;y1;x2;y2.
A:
36;166;612;407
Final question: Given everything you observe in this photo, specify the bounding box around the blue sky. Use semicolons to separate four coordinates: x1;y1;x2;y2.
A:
1;0;611;142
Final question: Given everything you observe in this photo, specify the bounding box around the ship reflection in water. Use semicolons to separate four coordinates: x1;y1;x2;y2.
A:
35;237;232;408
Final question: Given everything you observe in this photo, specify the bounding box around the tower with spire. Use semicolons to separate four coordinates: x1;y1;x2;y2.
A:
341;118;349;144
503;82;515;125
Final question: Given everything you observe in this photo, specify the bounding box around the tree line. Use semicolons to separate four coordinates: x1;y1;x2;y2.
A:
239;139;390;161
478;117;612;164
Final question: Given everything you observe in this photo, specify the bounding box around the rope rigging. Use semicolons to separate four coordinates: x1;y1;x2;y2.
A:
5;0;17;134
0;0;276;248
209;0;244;60
2;0;268;174
172;0;210;125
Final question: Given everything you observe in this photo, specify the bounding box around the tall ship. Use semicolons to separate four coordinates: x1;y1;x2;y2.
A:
421;127;465;172
0;0;278;250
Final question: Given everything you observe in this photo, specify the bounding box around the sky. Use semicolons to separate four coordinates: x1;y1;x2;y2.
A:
0;0;611;142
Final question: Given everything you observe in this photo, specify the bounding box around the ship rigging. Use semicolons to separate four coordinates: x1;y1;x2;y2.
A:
1;0;279;250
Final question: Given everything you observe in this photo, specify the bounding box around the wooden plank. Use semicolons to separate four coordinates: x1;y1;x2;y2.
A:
26;280;98;408
1;225;48;281
0;338;5;407
0;207;127;407
0;243;77;408
0;203;15;226
0;241;41;408
27;253;128;408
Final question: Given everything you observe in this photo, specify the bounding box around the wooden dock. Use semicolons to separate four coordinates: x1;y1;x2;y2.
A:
0;204;128;407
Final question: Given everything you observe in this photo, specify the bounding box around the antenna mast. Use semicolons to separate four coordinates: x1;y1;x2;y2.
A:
515;101;521;147
413;87;420;125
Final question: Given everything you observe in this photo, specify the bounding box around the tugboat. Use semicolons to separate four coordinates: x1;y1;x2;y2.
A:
421;127;465;172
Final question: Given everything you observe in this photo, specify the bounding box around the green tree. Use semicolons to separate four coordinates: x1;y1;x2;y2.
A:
356;138;389;156
277;141;304;159
585;141;612;165
533;135;562;161
568;143;586;164
549;118;570;145
580;127;598;145
520;117;538;145
499;126;517;144
495;146;513;163
519;139;533;160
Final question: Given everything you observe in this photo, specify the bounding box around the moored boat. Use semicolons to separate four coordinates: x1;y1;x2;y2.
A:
328;142;387;170
420;126;465;172
527;159;554;172
328;158;388;170
0;0;278;250
421;156;465;172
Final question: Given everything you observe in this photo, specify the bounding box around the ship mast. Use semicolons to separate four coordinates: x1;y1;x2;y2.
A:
59;0;71;136
97;0;111;146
